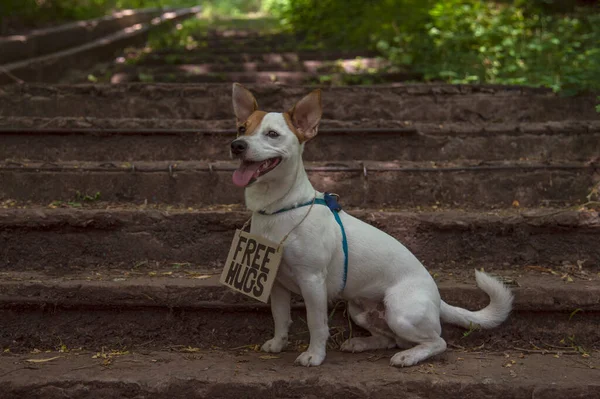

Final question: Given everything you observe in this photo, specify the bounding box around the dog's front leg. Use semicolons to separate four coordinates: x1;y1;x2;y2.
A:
295;275;329;367
261;282;291;353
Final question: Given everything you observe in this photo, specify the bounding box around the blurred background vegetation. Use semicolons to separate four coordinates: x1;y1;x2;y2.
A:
1;0;599;93
265;0;600;93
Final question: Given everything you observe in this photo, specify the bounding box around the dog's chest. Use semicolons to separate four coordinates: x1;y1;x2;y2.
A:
248;217;300;293
249;212;328;295
249;216;289;246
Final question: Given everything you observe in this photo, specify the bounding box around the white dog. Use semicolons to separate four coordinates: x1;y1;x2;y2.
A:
229;83;513;367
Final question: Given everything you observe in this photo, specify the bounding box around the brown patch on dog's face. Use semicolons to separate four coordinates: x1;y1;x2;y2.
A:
236;111;267;137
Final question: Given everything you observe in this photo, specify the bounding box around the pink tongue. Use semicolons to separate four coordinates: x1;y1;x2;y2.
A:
232;162;262;187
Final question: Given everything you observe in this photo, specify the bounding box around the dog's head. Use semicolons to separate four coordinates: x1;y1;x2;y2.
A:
230;83;322;188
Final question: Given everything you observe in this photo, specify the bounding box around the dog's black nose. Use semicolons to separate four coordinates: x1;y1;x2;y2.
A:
230;139;248;155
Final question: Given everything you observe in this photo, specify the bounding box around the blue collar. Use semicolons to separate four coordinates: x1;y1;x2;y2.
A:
259;193;348;290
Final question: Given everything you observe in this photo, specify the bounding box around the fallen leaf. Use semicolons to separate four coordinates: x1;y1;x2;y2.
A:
569;308;583;321
180;346;202;353
525;265;554;273
259;355;280;360
512;200;520;207
25;356;61;363
172;262;191;268
296;344;309;352
192;275;211;280
561;273;574;283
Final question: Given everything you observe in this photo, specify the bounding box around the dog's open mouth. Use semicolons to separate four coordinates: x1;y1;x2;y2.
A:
232;157;282;187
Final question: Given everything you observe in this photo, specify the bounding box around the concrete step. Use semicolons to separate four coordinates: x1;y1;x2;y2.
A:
1;160;596;208
140;49;381;64
1;350;597;399
190;31;300;43
0;8;202;85
1;120;599;162
1;83;598;122
108;70;419;85
0;7;167;64
0;270;598;353
115;58;388;74
0;206;598;272
169;42;325;54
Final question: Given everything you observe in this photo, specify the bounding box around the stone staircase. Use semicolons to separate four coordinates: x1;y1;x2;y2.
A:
0;20;599;398
75;17;414;85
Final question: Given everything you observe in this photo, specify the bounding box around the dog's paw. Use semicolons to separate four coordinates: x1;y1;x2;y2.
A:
294;350;325;367
261;337;287;353
340;337;370;353
389;351;421;368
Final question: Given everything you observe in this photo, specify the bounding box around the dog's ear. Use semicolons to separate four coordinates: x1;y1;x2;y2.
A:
288;89;322;142
232;83;258;122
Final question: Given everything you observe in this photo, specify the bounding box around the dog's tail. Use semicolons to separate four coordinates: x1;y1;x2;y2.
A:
440;270;514;329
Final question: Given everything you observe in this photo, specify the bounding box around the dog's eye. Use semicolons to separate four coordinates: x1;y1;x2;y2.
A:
238;126;246;135
266;130;279;138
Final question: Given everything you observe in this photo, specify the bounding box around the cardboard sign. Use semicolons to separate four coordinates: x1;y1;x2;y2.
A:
220;229;283;303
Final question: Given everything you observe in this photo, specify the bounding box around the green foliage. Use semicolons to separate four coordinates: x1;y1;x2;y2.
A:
264;0;434;50
268;0;600;93
200;0;263;17
146;16;281;51
384;0;600;92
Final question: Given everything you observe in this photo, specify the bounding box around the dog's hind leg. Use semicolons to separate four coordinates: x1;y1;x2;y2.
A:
340;300;396;353
384;282;447;367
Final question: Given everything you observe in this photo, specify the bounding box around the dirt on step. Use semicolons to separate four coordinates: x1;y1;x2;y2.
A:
0;350;598;399
1;160;596;208
0;300;599;356
0;207;598;272
1;83;598;122
2;119;600;163
1;116;599;132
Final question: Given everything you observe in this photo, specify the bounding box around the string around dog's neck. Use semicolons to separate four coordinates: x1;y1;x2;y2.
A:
241;192;349;290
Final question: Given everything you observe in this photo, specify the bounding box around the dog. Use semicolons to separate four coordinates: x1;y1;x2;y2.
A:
229;83;513;367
